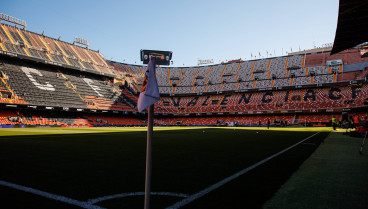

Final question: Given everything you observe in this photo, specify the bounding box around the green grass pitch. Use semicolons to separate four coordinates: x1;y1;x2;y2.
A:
0;127;330;209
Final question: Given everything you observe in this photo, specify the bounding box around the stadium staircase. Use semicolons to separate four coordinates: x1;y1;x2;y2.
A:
56;69;86;104
73;117;91;125
0;72;27;104
293;115;299;124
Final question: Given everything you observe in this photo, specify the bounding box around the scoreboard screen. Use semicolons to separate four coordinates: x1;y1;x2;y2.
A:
140;49;172;65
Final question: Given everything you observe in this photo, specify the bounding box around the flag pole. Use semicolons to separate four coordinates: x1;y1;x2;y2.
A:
144;104;154;209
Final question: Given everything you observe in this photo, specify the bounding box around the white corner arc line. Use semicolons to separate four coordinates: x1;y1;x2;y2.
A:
87;192;189;204
0;180;105;209
165;131;322;209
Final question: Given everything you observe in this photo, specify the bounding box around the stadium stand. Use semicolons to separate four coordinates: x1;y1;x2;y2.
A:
155;115;296;126
155;85;368;115
0;109;145;126
0;23;114;76
0;56;135;111
104;50;366;96
1;21;368;126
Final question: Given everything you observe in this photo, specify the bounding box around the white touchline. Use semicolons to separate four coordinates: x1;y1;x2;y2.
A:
87;192;189;204
0;180;105;209
165;131;322;209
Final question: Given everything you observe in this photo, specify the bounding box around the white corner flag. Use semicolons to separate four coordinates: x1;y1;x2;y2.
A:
138;57;160;112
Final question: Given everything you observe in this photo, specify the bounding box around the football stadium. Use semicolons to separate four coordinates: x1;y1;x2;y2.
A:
1;1;368;209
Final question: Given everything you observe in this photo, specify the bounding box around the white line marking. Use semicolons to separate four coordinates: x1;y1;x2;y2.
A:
88;192;189;204
301;143;316;146
0;180;105;209
165;131;322;209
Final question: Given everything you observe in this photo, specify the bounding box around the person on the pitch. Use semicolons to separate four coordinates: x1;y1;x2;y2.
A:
267;119;270;129
353;114;359;129
332;116;337;130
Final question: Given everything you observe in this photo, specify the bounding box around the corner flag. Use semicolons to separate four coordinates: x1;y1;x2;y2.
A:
138;57;160;112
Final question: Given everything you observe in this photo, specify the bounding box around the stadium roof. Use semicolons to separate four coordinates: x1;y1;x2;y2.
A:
331;0;368;55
